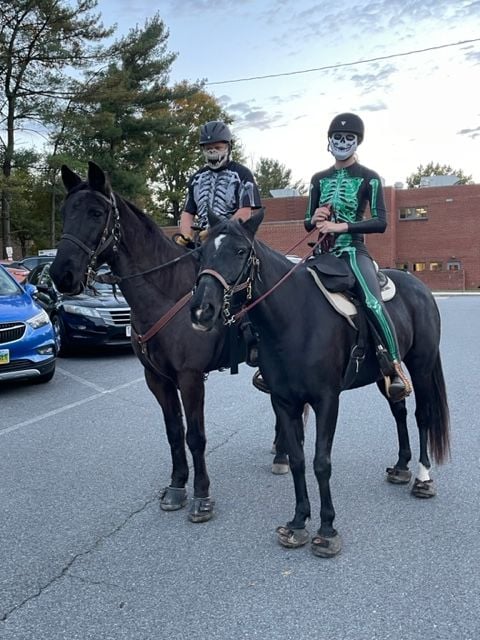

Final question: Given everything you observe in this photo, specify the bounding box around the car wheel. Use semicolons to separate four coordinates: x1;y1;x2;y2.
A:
51;314;69;356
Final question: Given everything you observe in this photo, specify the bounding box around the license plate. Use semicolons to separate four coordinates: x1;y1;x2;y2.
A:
0;349;10;365
126;325;131;337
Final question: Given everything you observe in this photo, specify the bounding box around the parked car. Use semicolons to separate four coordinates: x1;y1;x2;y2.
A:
27;263;132;355
10;255;55;272
0;260;29;284
0;265;56;383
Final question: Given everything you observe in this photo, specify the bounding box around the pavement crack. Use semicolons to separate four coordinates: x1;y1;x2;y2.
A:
0;491;159;623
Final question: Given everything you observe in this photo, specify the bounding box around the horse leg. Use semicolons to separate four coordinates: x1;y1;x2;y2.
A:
144;369;189;511
406;374;435;498
271;404;309;475
272;416;289;475
376;380;412;484
178;370;214;522
272;399;311;549
311;394;342;558
404;351;450;498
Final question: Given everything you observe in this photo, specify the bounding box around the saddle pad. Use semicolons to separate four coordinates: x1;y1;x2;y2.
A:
307;268;396;328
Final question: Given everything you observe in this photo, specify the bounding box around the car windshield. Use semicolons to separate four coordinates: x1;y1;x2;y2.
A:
0;267;21;295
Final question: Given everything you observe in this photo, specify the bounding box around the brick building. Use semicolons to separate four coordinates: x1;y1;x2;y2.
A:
163;182;480;291
257;183;480;291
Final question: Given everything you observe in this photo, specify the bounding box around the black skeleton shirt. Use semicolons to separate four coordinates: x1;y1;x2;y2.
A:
183;161;262;228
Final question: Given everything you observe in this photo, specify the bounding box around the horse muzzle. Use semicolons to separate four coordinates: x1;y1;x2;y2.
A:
190;301;218;332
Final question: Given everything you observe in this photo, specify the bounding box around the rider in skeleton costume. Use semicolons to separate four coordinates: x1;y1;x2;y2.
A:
178;121;261;243
305;113;411;402
178;121;262;367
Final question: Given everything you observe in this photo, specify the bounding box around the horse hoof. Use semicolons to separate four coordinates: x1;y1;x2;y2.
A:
311;531;342;558
159;486;187;511
272;462;289;475
386;466;412;484
411;478;436;498
188;496;215;522
276;526;309;548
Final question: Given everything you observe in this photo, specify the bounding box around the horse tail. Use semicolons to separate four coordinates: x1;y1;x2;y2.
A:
426;353;451;465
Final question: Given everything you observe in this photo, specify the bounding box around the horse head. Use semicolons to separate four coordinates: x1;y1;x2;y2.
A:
50;162;120;295
190;209;264;331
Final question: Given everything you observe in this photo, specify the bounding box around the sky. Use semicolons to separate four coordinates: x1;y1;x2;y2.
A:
93;0;480;187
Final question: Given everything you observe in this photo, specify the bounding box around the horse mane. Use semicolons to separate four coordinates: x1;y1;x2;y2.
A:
209;217;293;271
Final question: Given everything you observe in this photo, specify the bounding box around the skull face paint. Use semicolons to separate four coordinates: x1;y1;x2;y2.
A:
328;132;358;161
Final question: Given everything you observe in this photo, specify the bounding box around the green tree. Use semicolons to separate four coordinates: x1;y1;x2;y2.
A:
0;149;53;256
0;0;113;257
56;15;187;209
254;157;306;198
406;162;473;188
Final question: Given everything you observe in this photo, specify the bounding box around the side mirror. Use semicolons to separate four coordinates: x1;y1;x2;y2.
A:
24;283;37;297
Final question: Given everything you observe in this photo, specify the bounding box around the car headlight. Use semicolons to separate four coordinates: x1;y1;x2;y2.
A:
26;308;51;329
62;304;101;318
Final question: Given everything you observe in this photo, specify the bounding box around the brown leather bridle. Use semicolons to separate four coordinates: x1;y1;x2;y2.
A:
196;246;260;325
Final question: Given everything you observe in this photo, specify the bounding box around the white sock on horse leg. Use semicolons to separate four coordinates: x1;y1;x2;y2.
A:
417;462;431;482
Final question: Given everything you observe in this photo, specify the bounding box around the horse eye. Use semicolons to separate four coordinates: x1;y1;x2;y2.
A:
237;248;247;256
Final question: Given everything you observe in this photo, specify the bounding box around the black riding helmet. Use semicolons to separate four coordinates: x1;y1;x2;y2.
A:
199;121;232;146
328;113;364;144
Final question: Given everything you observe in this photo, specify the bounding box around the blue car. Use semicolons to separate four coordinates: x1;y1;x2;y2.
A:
0;265;56;383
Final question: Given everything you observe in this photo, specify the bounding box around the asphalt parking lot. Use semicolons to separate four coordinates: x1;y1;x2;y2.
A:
1;295;479;640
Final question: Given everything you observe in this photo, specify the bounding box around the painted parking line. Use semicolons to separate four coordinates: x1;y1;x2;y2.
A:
0;376;144;437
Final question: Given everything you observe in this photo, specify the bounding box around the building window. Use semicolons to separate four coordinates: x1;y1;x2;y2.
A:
447;261;461;271
413;262;426;272
429;261;443;271
396;262;409;271
399;206;428;220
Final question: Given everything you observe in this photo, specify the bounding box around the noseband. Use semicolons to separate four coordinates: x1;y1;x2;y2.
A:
197;247;259;325
60;190;121;285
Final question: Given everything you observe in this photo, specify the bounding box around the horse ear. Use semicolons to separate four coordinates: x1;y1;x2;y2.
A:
87;161;112;196
207;209;221;228
61;165;82;192
241;208;265;236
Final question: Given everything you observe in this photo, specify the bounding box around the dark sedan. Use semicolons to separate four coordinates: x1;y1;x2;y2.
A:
27;264;132;355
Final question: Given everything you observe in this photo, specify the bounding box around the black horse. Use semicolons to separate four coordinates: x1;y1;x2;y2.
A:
50;161;274;522
190;209;450;557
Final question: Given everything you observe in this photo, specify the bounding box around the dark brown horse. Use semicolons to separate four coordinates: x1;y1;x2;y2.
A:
190;210;451;557
50;161;257;522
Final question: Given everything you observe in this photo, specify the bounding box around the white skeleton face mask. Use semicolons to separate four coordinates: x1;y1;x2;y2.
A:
328;132;358;161
202;143;230;170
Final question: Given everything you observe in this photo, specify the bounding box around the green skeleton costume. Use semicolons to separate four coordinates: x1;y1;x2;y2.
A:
305;161;400;364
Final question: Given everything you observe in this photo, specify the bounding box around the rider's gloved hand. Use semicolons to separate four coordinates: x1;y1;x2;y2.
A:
174;233;195;249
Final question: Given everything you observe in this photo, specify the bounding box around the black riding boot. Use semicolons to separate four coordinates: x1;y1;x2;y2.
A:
376;345;412;403
387;360;412;402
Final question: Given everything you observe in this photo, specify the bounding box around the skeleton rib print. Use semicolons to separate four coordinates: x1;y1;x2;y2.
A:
192;169;242;227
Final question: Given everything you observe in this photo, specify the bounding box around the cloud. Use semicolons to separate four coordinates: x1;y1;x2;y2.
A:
358;101;388;112
348;63;397;94
219;95;291;130
458;126;480;139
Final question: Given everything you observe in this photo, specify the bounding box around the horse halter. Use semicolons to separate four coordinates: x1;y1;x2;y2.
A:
197;245;259;325
60;190;121;286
